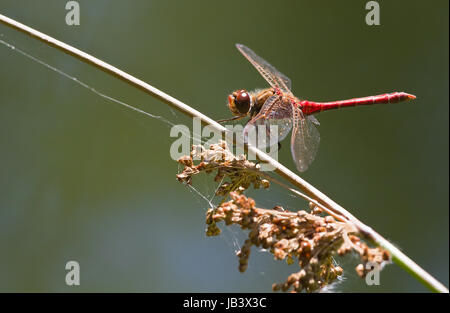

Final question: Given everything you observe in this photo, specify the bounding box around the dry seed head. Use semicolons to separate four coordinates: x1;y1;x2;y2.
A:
177;141;270;197
203;192;390;292
177;142;391;293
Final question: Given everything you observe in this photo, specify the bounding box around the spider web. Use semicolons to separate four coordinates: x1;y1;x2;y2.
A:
0;37;245;254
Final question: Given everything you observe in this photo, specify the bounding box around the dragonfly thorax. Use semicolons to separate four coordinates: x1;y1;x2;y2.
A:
248;88;276;118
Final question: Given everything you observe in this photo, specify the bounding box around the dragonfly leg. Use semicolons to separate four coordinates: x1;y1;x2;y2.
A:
217;115;245;123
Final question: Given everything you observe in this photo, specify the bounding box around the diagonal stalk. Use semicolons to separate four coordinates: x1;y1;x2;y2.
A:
1;13;447;293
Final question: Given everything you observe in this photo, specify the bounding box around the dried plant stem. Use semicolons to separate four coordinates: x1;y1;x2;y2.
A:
1;13;447;293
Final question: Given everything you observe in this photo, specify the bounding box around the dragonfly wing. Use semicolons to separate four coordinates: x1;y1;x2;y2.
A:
236;44;292;93
291;108;320;172
307;115;320;126
243;95;293;149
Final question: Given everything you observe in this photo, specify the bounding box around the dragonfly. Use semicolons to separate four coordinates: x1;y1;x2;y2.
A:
219;44;416;172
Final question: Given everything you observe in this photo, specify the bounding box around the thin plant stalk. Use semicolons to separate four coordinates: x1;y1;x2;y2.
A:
0;13;447;293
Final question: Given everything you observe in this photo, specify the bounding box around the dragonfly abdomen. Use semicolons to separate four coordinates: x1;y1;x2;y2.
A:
301;92;416;115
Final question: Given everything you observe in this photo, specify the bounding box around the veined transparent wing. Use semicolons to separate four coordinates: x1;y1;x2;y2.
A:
290;110;321;172
243;95;293;149
236;44;292;93
307;114;320;126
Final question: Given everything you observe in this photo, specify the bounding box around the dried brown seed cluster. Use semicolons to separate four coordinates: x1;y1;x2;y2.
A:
176;142;390;292
339;235;390;278
206;192;390;293
176;141;269;196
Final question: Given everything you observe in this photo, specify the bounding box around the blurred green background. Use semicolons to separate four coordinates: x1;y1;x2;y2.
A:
0;0;448;292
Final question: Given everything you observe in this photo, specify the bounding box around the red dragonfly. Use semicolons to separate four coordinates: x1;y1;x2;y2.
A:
219;44;416;172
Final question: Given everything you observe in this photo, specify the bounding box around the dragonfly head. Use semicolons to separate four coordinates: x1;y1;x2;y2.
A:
227;89;252;117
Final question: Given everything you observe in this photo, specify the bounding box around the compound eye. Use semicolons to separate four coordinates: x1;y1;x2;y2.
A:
233;90;251;114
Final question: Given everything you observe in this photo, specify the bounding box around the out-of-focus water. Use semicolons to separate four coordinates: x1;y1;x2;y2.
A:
0;0;448;292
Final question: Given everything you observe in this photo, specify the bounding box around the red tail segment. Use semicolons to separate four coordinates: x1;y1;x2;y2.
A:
301;92;416;115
